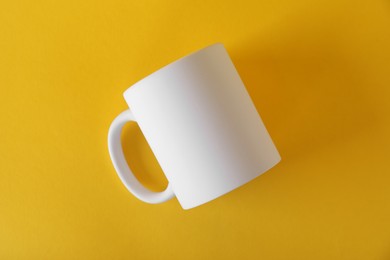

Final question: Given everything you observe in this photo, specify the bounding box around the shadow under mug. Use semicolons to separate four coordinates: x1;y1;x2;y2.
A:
108;43;281;210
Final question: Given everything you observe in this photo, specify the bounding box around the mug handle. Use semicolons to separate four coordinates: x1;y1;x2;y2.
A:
108;109;175;204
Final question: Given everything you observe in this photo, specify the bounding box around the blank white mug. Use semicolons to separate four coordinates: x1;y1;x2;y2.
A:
108;43;281;209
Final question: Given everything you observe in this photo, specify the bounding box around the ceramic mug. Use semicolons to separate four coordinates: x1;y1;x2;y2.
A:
108;43;281;209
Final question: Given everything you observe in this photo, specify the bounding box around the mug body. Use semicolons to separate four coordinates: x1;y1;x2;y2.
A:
124;43;280;209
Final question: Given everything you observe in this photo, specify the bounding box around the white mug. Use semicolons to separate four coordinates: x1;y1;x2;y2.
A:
108;43;281;209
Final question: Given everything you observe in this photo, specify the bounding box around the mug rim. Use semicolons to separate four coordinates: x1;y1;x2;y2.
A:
123;42;224;98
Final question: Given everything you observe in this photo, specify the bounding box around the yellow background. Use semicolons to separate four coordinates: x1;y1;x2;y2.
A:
1;0;390;259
